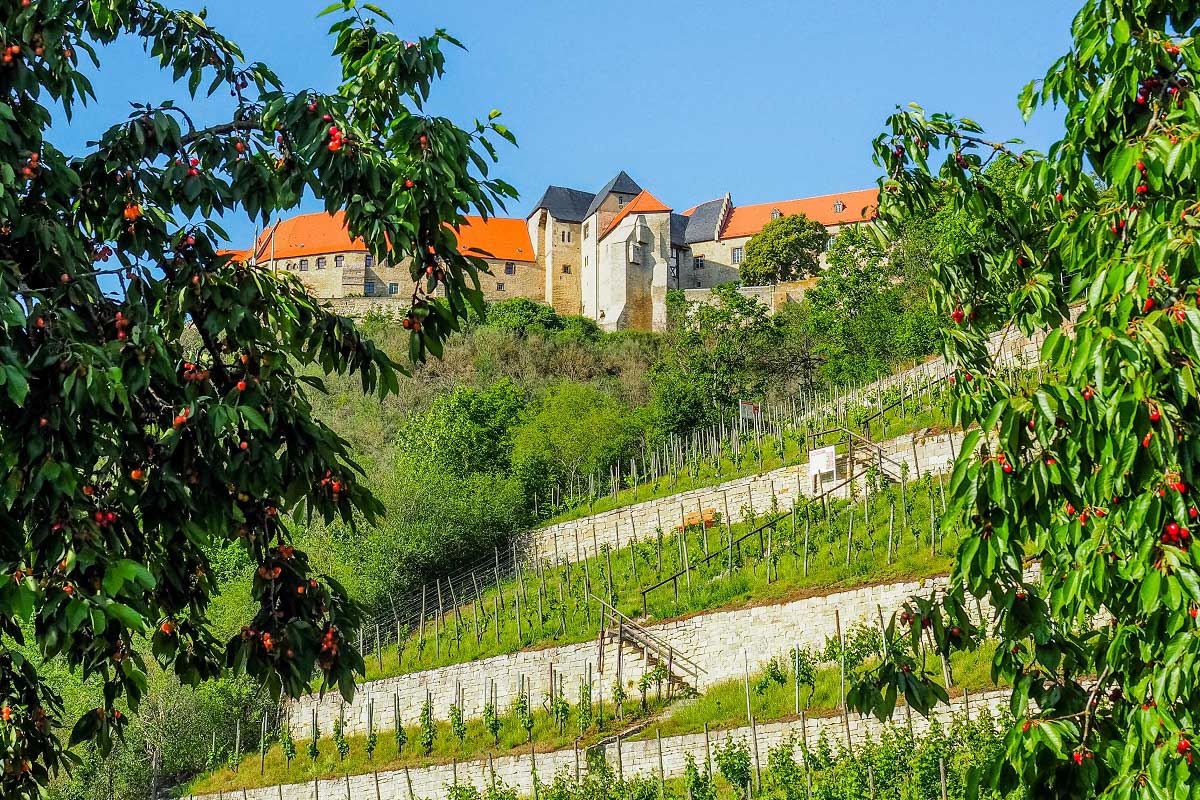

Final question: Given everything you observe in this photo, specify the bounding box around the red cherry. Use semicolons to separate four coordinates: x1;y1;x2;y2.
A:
1144;298;1155;313
239;441;249;451
1083;387;1094;401
1150;407;1161;422
951;307;965;324
1002;462;1013;474
1055;192;1064;202
323;114;332;122
1167;522;1181;537
236;380;247;392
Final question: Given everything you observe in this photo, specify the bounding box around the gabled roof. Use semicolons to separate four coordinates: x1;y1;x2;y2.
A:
682;196;728;244
670;214;690;248
584;171;642;221
530;186;595;224
253;211;368;262
721;189;878;240
599;190;672;240
455;216;535;263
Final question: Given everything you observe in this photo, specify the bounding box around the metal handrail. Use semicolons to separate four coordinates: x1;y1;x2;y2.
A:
590;593;703;681
638;462;875;616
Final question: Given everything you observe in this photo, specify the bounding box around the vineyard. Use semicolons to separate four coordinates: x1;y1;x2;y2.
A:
183;333;1041;797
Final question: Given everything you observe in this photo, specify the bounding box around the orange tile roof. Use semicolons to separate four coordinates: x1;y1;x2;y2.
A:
454;216;535;263
217;248;250;263
249;211;533;264
720;189;878;240
252;211;368;263
598;190;672;240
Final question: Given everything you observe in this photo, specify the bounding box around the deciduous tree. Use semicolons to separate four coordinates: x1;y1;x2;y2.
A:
0;0;513;793
740;213;828;285
850;3;1200;797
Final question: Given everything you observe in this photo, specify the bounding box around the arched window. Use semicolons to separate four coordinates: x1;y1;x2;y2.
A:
771;208;782;220
833;201;846;213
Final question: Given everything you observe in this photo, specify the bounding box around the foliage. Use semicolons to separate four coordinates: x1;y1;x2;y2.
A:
481;298;602;342
821;623;883;673
419;696;436;755
483;700;501;745
849;3;1200;797
753;657;788;696
713;735;752;790
511;381;639;488
449;702;467;746
653;286;788;433
393;711;408;754
513;689;533;736
684;753;718;800
333;712;350;761
740;213;829;284
794;223;940;385
0;0;522;792
280;717;296;765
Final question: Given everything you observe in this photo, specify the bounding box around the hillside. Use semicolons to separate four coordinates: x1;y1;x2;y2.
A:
54;220;952;800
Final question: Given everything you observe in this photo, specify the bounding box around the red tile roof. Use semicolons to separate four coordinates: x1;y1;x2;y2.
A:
217;248;250;263
598;190;672;240
720;189;878;240
249;211;533;264
454;216;535;263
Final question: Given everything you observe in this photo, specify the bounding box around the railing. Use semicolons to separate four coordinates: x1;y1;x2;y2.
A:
637;458;874;618
591;593;702;688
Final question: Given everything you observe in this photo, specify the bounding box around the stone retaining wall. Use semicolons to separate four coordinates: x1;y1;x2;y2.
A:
190;689;1010;800
287;562;998;742
533;428;962;564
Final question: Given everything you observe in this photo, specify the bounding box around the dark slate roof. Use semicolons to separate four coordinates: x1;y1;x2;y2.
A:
529;186;595;224
670;214;690;248
684;197;726;244
583;171;642;220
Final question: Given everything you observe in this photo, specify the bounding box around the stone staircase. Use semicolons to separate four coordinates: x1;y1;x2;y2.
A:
593;594;701;699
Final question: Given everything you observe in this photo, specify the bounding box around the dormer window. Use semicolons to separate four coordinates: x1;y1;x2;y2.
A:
833;201;846;213
771;208;782;220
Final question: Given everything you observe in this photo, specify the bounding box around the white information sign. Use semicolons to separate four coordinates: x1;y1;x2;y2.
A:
809;445;837;477
738;400;760;422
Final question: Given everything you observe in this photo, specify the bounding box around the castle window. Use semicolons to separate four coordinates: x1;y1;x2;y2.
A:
694;254;706;270
833;201;845;213
364;281;375;295
335;255;345;268
316;257;326;269
731;247;744;265
771;208;782;220
560;230;572;244
583;222;590;238
365;254;374;268
504;262;516;275
584;256;588;267
617;196;627;209
562;264;571;274
285;262;295;271
388;283;399;295
825;234;836;251
298;259;309;271
496;282;506;292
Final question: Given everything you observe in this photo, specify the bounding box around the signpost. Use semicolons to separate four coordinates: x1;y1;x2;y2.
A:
810;445;837;481
738;400;760;422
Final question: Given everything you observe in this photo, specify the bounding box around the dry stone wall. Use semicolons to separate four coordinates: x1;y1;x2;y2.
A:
533;428;964;563
189;689;1011;800
286;559;1010;742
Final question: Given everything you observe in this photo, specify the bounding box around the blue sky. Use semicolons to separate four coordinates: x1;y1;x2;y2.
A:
53;0;1080;248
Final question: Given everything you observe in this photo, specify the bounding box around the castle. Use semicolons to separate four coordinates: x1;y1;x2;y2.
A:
235;172;877;331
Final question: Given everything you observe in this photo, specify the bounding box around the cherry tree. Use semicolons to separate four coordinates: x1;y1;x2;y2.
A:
0;0;514;794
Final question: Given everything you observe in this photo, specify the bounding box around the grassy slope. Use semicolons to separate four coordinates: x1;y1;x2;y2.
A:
360;473;954;684
189;644;1002;794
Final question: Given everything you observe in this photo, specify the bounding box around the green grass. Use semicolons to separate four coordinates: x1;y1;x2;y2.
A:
188;693;670;795
637;646;1002;742
191;643;1003;794
539;391;951;527
360;473;956;684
